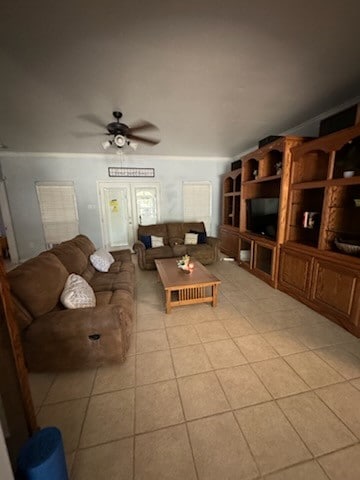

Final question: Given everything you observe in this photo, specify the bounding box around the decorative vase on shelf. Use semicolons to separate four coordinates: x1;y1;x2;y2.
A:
253;169;258;180
343;170;355;178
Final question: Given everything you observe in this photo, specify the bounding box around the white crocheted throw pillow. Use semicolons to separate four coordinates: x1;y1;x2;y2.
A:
90;248;115;272
60;274;96;309
184;233;198;245
151;235;164;248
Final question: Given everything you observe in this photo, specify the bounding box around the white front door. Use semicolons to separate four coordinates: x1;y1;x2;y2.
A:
98;182;161;251
98;183;134;250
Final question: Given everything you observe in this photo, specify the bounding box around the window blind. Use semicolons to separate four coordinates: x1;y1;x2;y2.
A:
183;182;212;234
36;182;79;248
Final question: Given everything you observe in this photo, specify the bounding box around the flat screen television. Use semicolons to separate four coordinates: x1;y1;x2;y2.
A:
246;197;279;239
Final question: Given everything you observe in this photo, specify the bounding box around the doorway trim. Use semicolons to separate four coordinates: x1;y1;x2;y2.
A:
0;181;19;263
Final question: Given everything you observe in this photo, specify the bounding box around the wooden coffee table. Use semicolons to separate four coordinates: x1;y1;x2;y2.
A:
155;258;221;313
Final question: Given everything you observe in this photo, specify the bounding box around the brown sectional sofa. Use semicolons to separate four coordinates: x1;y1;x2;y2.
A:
7;235;135;372
133;222;219;270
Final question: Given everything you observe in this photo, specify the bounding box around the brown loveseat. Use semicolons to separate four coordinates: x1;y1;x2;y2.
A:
133;222;219;270
7;235;135;372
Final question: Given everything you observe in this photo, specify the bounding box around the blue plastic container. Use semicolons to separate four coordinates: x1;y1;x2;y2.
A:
17;427;68;480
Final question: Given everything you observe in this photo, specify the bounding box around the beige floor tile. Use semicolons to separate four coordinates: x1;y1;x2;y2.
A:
234;334;278;362
217;365;271;408
214;303;244;320
194;320;229;342
137;301;163;316
44;369;96;404
136;329;169;353
233;299;265;317
351;377;360;390
252;358;309;398
80;389;134;447
135;424;197;480
189;305;218;323
164;308;195;327
263;460;328;480
166;324;201;347
341;340;360;359
289;323;356;349
278;391;356;456
178;372;230;420
37;398;88;453
262;329;308;356
136;313;165;331
135;380;184;433
188;412;259;480
72;437;133;480
248;310;303;333
136;350;175;385
93;356;135;394
314;345;360;379
127;332;136;355
235;402;311;475
203;339;247;369
29;372;56;407
284;351;344;388
258;297;302;313
318;444;360;480
220;316;257;337
316;382;360;438
171;344;212;377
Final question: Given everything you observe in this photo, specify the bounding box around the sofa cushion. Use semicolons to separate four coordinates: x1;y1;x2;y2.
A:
89;271;134;294
140;235;152;249
90;248;115;272
138;224;168;245
8;252;69;318
151;235;164;247
50;244;88;274
71;234;96;257
61;274;96;309
145;245;173;260
186;244;214;262
185;232;198;245
190;229;207;244
168;237;184;247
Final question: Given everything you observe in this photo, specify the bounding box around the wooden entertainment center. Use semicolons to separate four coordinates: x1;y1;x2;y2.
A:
219;126;360;335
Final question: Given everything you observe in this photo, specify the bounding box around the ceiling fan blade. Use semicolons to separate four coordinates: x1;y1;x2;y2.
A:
72;132;107;138
78;114;107;128
127;133;160;146
128;120;159;133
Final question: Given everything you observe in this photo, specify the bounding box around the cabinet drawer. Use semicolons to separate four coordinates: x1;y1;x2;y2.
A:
278;247;313;298
311;259;360;326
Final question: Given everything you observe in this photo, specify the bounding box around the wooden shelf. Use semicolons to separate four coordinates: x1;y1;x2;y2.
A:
292;175;360;190
242;174;282;185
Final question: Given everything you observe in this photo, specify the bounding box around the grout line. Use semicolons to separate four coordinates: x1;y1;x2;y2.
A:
164;324;200;480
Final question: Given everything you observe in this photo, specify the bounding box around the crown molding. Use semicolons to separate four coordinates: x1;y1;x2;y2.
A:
0;151;231;163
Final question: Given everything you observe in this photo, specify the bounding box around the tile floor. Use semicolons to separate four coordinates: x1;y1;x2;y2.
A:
29;257;360;479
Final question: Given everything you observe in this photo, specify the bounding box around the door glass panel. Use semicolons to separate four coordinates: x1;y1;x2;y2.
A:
103;187;131;248
135;187;158;226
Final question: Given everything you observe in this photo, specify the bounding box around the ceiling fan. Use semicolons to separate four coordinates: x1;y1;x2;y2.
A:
78;111;160;151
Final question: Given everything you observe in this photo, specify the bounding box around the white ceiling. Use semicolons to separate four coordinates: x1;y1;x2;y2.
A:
1;0;360;157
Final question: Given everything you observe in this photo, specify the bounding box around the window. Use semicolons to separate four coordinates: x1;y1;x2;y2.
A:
36;182;79;248
183;182;212;233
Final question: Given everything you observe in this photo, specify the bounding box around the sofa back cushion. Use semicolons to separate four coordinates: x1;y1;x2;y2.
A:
8;252;69;318
71;234;96;257
138;224;168;245
50;244;88;274
183;222;206;234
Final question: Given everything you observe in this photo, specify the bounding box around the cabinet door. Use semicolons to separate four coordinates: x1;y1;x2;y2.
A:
278;247;313;299
253;242;277;285
219;228;239;259
311;259;360;327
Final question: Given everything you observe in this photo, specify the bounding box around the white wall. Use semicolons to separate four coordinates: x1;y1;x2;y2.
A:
0;153;229;261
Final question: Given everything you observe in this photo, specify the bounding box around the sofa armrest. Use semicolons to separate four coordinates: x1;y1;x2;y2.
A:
133;241;147;269
27;305;127;340
206;236;220;247
206;236;220;260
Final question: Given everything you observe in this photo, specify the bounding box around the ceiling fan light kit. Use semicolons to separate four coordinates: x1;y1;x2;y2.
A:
81;110;160;152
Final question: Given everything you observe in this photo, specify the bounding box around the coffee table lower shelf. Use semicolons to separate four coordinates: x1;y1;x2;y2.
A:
165;284;219;314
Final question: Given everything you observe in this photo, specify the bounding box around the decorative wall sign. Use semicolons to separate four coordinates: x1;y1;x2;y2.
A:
108;167;155;178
